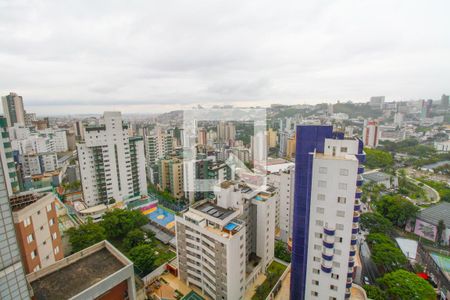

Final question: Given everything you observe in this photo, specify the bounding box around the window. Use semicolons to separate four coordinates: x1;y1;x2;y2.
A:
313;268;320;274
336;224;344;230
52;232;57;240
334;249;342;255
318;180;327;188
340;147;348;153
314;233;323;239
319;167;327;174
335;236;343;243
317;194;325;201
330;285;338;291
312;280;319;286
330;297;337;300
24;217;31;227
316;207;325;214
313;256;321;262
315;220;324;226
46;204;52;212
338;183;347;190
336;210;345;217
314;244;322;251
337;197;346;204
332;262;340;268
331;273;339;280
311;291;318;297
31;250;36;259
27;234;33;244
339;169;349;176
49;218;54;226
54;246;60;255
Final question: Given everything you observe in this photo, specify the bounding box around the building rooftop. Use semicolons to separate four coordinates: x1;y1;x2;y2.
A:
362;171;391;182
28;241;130;300
193;201;235;220
10;192;49;212
417;202;450;228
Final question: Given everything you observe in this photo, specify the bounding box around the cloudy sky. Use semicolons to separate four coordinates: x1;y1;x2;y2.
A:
0;0;449;115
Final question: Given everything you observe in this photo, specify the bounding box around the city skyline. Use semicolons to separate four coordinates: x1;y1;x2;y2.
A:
1;1;450;114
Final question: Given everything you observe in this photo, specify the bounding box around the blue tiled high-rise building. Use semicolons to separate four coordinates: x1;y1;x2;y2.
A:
290;125;365;300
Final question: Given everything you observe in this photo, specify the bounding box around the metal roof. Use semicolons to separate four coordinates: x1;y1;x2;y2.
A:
417;202;450;228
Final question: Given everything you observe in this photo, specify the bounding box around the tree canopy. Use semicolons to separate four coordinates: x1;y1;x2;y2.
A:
128;244;156;275
360;212;393;234
371;242;407;273
364;148;394;170
123;228;147;251
363;285;385;300
375;195;419;227
101;209;148;239
67;220;106;252
377;270;436;300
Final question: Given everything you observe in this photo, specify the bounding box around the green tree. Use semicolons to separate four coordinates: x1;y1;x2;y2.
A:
437;219;446;245
101;209;148;239
123;228;146;250
360;212;393;234
378;269;436;300
371;242;407;273
364;148;394;170
128;244;156;275
375;195;419;227
366;233;395;247
274;241;291;263
363;285;385;300
67;220;106;252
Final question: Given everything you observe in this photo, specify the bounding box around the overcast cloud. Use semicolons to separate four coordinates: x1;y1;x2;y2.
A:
0;0;449;115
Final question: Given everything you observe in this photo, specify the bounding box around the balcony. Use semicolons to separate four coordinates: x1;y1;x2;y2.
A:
321;264;332;273
353;212;360;223
348;261;355;268
347;271;353;278
322;253;333;261
357;166;364;174
355;188;362;199
355;153;366;164
324;227;336;236
349;249;356;257
323;240;334;249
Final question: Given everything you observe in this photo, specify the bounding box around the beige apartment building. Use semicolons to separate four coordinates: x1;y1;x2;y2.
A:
10;192;64;274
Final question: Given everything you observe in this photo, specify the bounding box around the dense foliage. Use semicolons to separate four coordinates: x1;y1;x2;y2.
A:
360;212;393;234
366;233;407;273
364;148;394;170
67;220;106;252
128;244;156;275
362;285;385;300
377;270;436;300
274;240;291;263
252;261;287;300
375;195;419;227
101;208;148;239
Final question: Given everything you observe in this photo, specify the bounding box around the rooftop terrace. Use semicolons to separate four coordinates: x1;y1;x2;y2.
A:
28;241;131;300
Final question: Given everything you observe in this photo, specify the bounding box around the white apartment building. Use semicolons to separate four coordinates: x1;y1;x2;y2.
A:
11;130;68;154
144;127;173;182
176;181;276;300
77;112;147;207
269;166;295;243
290;125;365;300
22;152;59;176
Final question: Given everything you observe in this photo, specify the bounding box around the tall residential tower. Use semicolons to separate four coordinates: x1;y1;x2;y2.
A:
77;112;146;207
290;126;365;300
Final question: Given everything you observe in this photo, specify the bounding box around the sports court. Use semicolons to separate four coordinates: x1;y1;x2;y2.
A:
143;206;176;230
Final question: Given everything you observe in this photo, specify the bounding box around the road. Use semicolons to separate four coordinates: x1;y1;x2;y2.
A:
359;241;380;285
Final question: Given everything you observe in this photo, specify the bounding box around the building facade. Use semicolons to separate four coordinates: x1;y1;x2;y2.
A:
290;126;365;300
175;181;276;300
0;116;20;195
362;120;379;148
0;155;30;300
77;112;147;207
10;192;64;274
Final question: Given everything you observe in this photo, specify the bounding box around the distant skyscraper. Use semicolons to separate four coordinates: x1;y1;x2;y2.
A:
2;92;26;126
0;154;30;300
441;94;449;108
369;96;385;110
77;112;147;207
290;126;365;300
363;120;379;148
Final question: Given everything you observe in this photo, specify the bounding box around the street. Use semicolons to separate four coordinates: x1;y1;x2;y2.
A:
359;240;380;285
